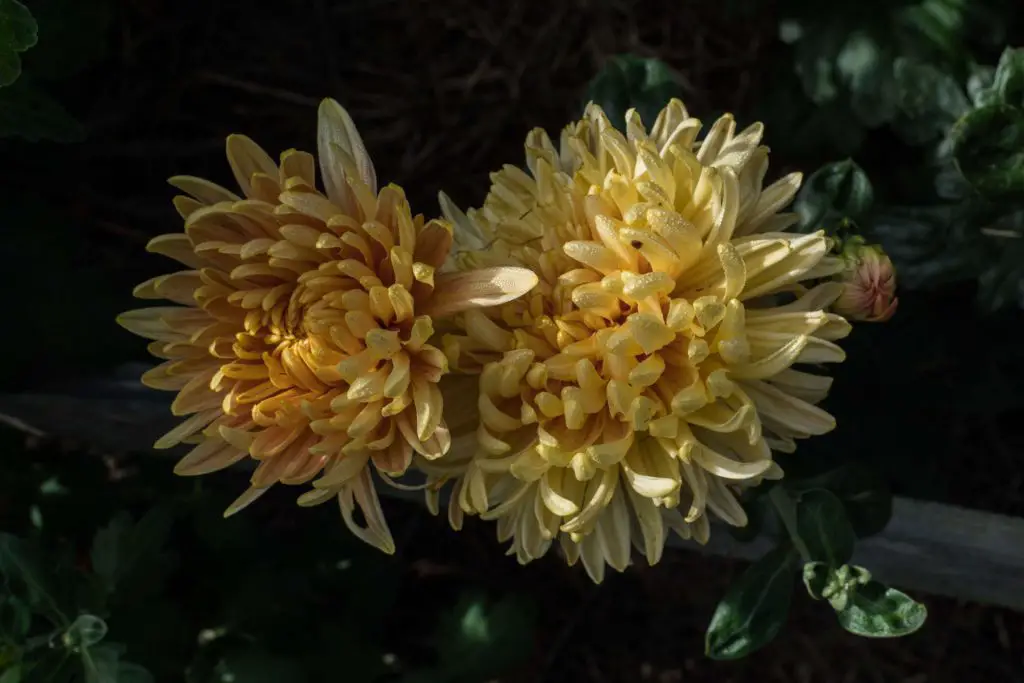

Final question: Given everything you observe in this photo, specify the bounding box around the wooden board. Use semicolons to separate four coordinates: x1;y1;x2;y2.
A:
3;365;1023;611
690;497;1024;612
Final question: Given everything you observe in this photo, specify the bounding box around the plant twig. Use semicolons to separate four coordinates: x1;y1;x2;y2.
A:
195;71;319;107
768;486;811;562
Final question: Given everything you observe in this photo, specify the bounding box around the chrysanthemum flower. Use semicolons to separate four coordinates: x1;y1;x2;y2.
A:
117;99;537;553
428;100;850;581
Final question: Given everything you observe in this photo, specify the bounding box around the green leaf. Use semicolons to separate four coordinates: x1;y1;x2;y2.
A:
728;492;770;543
754;77;867;160
0;533;67;626
836;32;898;128
790;23;844;105
90;514;131;595
704;546;798;660
795;489;856;566
952;103;1024;201
795;159;874;231
90;506;176;597
976;238;1024;312
0;77;82;141
0;664;21;683
967;63;997;108
868;205;982;291
434;592;535;680
585;55;682;129
113;662;154;683
836;581;927;638
787;463;893;538
0;0;37;87
63;615;108;651
393;671;445;683
804;563;873;611
81;642;125;683
891;58;970;145
989;47;1024;108
893;0;968;61
0;595;31;638
801;561;830;600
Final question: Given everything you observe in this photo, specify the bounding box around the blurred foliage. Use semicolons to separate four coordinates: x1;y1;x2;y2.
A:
0;0;36;86
585;56;684;131
0;428;537;682
0;0;102;142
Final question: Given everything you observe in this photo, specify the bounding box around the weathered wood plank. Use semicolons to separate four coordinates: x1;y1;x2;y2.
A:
688;498;1024;612
2;364;1023;611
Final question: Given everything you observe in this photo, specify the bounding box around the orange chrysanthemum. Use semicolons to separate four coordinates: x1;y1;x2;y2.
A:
118;99;537;552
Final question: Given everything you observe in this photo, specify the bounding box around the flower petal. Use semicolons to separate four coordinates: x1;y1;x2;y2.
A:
422;267;539;318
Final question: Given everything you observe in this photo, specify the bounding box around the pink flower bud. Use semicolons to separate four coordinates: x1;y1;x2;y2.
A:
833;237;898;322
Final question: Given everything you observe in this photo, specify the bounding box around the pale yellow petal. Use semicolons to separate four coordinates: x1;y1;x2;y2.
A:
423;267;539;318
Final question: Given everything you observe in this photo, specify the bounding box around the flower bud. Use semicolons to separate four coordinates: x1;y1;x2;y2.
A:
833;236;898;322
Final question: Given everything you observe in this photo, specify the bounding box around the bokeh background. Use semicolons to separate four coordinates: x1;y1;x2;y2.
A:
2;0;1024;680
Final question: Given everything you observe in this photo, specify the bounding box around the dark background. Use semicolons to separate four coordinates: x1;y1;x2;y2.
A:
2;0;1024;680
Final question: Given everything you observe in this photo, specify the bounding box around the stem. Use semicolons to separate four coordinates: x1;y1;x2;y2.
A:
769;486;812;562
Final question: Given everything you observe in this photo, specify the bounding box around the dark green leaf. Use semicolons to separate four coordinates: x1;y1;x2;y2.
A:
81;642;125;683
836;32;897;128
434;592;535;679
868;205;982;291
113;662;153;683
585;55;682;129
795;489;856;566
795;159;874;230
837;581;927;638
893;0;967;61
705;546;798;660
64;615;108;651
967;63;997;108
0;533;67;626
952;103;1024;201
787;463;893;538
754;80;867;160
90;506;176;597
0;0;37;86
0;77;81;141
989;47;1024;108
976;239;1024;312
90;515;131;596
394;671;445;683
801;561;874;610
0;595;31;638
790;23;844;105
728;492;770;544
0;664;21;683
891;58;969;145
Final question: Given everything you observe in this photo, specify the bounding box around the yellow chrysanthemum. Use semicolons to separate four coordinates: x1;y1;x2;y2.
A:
117;98;537;553
427;100;850;581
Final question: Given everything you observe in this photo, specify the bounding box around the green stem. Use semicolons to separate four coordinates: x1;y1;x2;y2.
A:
769;487;812;562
